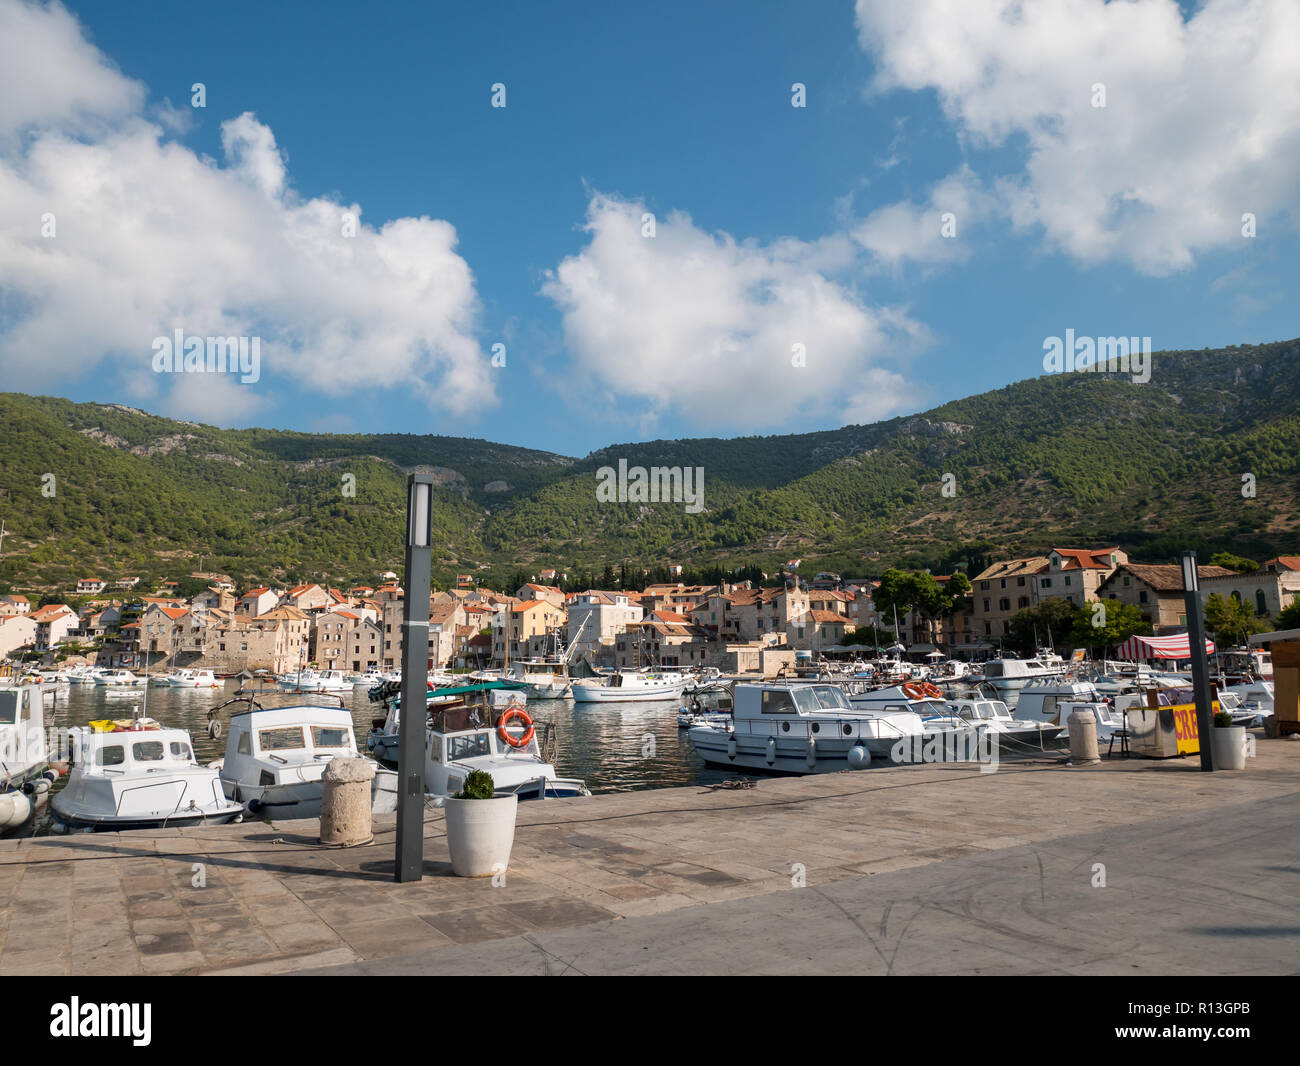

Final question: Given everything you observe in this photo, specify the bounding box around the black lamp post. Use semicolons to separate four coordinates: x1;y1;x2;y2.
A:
396;474;434;882
1181;550;1216;772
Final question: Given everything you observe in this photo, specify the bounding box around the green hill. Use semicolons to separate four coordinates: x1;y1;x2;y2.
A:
2;337;1298;595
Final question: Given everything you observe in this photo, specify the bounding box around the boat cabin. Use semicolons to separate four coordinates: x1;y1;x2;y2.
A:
221;703;360;789
70;718;197;770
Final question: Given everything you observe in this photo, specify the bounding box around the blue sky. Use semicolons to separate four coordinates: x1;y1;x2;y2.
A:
2;0;1296;456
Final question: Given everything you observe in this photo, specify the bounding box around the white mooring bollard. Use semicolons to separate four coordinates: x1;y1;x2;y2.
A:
1068;709;1101;764
320;756;375;846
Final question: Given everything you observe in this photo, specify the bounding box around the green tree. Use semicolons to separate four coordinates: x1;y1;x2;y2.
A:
1209;552;1260;574
1069;599;1150;656
1008;597;1077;655
1275;600;1300;630
1203;593;1268;647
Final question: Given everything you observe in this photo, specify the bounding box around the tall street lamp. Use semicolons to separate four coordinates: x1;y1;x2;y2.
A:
396;474;434;882
1181;550;1217;772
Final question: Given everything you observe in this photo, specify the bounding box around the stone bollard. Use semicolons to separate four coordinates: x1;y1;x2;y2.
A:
320;756;375;846
1068;709;1101;764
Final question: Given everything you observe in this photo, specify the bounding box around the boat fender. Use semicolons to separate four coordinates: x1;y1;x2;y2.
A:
727;732;737;760
247;797;262;813
805;736;817;769
765;737;776;766
207;719;221;740
22;777;51;795
847;744;870;770
0;792;31;828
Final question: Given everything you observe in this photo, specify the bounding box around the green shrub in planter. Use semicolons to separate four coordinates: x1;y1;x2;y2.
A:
1214;710;1234;728
458;769;495;800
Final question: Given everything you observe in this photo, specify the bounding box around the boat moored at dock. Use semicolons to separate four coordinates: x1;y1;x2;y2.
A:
208;692;397;819
690;680;972;774
53;712;243;830
0;684;57;832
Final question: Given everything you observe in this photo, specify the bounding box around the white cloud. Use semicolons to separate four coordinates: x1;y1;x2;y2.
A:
0;0;142;142
854;0;1300;274
852;165;990;268
541;193;926;433
0;0;493;417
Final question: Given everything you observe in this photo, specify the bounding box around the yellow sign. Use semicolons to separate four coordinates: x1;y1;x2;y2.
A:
1167;702;1217;756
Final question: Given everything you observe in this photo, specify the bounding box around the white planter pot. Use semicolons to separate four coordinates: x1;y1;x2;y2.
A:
444;794;518;877
1211;726;1247;771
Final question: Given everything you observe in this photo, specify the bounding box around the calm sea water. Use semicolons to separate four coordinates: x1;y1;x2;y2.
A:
23;682;743;836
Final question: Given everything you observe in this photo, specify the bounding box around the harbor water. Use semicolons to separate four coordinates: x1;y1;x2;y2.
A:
22;682;743;836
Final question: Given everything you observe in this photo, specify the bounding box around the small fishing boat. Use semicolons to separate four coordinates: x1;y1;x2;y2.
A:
571;668;685;703
208;691;396;819
162;668;222;689
421;682;588;800
94;668;144;687
690;680;969;773
53;712;242;830
924;698;1065;748
277;668;350;693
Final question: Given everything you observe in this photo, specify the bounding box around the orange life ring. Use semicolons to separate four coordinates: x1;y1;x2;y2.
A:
497;707;535;749
901;681;926;700
922;682;943;699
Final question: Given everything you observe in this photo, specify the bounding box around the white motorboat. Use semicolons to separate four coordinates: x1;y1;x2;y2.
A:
967;657;1065;698
690;680;972;773
0;685;57;832
66;666;102;685
364;678;466;764
1015;679;1108;723
94;668;144;687
277;668;350;693
506;658;572;700
1017;693;1131;742
571;669;685;703
924;698;1065;748
348;670;385;689
209;692;396;819
418;682;589;801
163;668;221;689
1218;679;1273;724
53;713;242;830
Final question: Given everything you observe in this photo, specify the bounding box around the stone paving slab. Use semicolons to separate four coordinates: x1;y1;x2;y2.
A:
0;738;1293;974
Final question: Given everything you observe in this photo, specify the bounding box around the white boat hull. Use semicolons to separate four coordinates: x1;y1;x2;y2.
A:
225;768;398;820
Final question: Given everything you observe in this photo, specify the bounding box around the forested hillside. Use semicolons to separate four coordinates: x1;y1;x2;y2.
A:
2;337;1297;594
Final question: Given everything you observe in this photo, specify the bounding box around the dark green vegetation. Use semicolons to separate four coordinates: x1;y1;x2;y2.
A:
1;338;1297;595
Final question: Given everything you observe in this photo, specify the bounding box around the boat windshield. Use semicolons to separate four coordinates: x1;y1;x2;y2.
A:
311;726;351;749
258;726;307;751
446;732;492;760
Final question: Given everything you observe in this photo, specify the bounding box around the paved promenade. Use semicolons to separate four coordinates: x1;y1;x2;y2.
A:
1;739;1296;976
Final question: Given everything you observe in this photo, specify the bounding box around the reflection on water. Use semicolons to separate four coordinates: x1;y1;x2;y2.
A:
24;683;744;836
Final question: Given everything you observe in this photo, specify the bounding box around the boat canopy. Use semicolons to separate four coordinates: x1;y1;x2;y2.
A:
1115;633;1215;661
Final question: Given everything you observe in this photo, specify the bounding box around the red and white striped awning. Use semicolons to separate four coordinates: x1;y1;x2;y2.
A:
1115;633;1215;661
